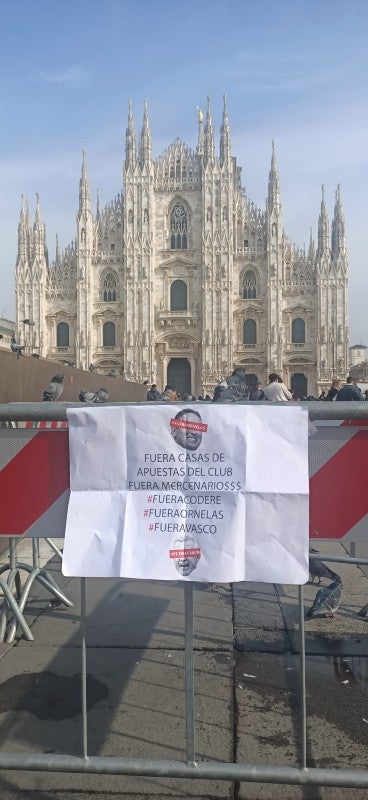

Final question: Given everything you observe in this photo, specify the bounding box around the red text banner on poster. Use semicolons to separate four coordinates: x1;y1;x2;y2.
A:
0;431;69;536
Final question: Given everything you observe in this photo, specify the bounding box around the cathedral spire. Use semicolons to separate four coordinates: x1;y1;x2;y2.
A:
317;184;329;258
196;105;204;155
34;192;42;227
33;193;47;261
125;98;136;167
220;93;231;165
204;95;215;165
55;234;61;266
267;140;280;212
18;195;29;257
140;100;152;164
79;149;91;214
20;194;27;225
308;227;315;261
331;183;346;258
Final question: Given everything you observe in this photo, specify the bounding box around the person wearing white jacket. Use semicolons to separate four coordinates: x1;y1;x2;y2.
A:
263;373;292;401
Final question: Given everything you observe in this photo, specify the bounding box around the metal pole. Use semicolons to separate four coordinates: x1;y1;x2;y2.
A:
2;399;368;423
184;582;196;765
81;578;88;759
298;585;307;770
32;538;40;569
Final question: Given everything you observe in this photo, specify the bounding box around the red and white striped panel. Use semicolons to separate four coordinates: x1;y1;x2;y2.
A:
0;429;69;538
1;419;368;542
310;420;368;542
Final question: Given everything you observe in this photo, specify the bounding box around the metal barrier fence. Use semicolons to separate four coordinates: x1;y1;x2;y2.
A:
0;401;368;792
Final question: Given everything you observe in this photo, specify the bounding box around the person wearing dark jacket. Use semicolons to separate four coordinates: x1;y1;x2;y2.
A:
212;367;249;403
147;384;162;401
325;379;341;401
336;377;363;401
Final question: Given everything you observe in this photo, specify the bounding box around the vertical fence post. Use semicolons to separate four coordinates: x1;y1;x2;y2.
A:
298;584;307;770
184;582;196;765
81;578;88;759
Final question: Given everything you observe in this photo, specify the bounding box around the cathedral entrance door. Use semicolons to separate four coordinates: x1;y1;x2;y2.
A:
167;358;191;397
291;372;307;399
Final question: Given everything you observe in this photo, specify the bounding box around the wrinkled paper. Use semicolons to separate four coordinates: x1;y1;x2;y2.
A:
62;404;309;583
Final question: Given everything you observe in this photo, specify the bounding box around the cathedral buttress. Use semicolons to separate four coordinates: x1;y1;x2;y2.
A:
201;95;234;390
315;185;345;380
16;196;30;343
22;194;48;355
76;150;93;369
124;101;154;382
266;142;283;374
203;96;215;167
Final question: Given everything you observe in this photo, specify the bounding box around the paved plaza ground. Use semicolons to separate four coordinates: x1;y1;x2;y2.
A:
0;539;367;800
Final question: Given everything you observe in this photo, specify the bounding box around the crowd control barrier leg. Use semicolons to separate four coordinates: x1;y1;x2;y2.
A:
0;539;73;643
44;538;63;559
0;575;34;641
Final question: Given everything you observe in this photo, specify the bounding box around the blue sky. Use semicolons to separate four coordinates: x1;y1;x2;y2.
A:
1;0;368;343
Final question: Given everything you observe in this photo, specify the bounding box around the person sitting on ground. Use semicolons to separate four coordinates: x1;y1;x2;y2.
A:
249;382;265;401
163;384;179;401
212;367;249;402
147;383;162;401
263;373;292;401
336;376;363;401
325;378;341;401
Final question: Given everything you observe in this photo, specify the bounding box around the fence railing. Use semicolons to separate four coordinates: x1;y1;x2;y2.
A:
0;401;367;791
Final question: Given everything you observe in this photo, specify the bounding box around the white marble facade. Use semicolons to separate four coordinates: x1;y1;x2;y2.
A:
15;98;348;398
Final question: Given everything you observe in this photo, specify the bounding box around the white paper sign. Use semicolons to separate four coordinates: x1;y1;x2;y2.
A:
62;404;309;583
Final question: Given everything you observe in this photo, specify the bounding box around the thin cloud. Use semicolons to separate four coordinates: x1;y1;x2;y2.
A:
32;65;90;86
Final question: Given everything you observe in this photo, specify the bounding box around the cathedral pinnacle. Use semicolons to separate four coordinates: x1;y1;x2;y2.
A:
317;184;329;258
79;149;91;215
140;100;152;164
220;93;231;165
35;192;41;226
18;195;31;257
125;99;136;167
204;94;215;165
332;183;346;258
55;234;61;265
267;141;280;213
196;105;204;155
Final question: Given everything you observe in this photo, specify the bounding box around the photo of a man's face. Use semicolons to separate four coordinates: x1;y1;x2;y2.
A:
170;408;203;451
170;534;201;576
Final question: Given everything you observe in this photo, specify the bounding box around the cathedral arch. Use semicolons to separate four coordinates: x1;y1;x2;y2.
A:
169;200;189;250
170;279;187;311
241;269;258;299
292;317;305;344
103;321;116;347
56;322;69;348
243;319;257;344
101;271;118;302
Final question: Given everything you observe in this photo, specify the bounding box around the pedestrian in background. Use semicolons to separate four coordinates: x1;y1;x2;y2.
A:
336;377;363;401
263;373;292;401
325;379;341;401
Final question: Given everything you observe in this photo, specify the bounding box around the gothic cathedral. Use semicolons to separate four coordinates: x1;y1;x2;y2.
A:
15;97;348;398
